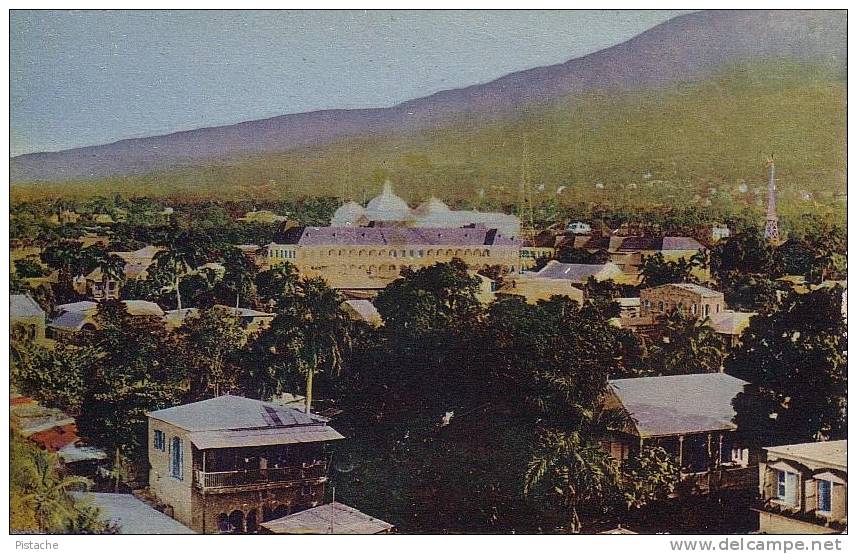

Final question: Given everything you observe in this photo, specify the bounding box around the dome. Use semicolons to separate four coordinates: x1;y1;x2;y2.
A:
331;201;366;227
365;180;411;221
413;196;451;217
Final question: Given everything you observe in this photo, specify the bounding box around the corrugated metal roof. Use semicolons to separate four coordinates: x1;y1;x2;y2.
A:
72;493;195;534
343;300;382;323
147;395;327;432
609;373;748;437
56;301;98;313
48;311;88;331
261;502;393;534
10;294;45;318
189;425;344;449
709;311;755;335
651;283;723;298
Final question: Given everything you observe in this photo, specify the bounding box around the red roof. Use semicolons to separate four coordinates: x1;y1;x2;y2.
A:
11;396;36;406
30;423;81;452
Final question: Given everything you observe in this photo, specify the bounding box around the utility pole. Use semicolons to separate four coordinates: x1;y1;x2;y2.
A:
764;155;780;243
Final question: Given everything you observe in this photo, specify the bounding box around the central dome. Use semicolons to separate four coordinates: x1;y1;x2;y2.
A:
365;180;411;221
413;196;451;216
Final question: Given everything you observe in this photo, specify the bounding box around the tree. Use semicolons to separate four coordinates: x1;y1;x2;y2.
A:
523;428;620;533
250;278;353;412
620;445;680;509
710;228;776;279
177;307;247;399
716;270;782;313
14;258;49;278
557;246;609;265
648;310;726;375
11;341;96;414
154;230;212;311
217;245;257;308
639;251;705;288
728;287;847;446
255;263;300;308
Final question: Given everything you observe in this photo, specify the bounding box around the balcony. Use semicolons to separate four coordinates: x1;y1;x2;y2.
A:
194;462;328;493
679;465;758;494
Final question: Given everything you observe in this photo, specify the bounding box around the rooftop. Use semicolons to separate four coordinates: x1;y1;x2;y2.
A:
280;226;519;247
765;440;847;470
528;261;621;283
260;502;394;534
10;294;45;318
72;493;195;534
608;373;749;438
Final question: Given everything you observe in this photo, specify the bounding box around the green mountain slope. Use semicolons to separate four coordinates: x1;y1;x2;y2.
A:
12;62;846;221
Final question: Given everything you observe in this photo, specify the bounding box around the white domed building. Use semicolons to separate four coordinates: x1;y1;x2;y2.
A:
364;180;412;223
331;201;367;227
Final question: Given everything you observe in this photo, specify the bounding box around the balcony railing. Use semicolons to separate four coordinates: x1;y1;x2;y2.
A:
679;464;758;494
194;462;327;491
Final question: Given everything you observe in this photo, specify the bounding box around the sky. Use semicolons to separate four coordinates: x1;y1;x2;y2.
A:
10;10;686;156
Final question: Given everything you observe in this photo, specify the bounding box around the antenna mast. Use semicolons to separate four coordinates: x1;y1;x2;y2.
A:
764;155;780;243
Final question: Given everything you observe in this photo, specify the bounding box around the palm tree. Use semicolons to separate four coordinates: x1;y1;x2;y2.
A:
155;231;210;311
21;451;91;532
524;428;620;533
657;310;726;374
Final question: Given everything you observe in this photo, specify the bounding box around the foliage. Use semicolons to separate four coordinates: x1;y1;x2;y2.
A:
620;446;680;509
11;430;112;533
557;246;609;264
647;310;726;375
639;251;706;288
715;270;783;313
14;258;49;278
11;342;97;414
177;306;247;399
728;287;847;446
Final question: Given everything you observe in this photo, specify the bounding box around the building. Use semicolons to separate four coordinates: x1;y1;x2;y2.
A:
147;395;344;533
10;294;46;342
47;300;164;339
567;221;592;234
496;261;626;305
496;277;585;305
332;181;520;236
163;306;274;334
266;225;520;291
341;299;383;326
525;260;625;284
259;502;394;534
638;283;755;346
80;245;162;300
756;440;846;534
238;210;289;223
603;373;757;495
711;224;732;242
578;235;707;280
72;493;195;534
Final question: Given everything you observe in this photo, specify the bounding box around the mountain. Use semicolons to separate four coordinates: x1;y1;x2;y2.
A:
10;10;846;183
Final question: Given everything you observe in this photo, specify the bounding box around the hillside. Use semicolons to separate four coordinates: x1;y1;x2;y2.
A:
11;61;847;224
10;10;846;183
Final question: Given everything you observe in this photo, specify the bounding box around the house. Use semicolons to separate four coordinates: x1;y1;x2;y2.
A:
163;306;274;334
47;300;164;339
495;278;584;305
615;297;641;319
72;493;195;534
756;440;846;534
341;299;383;326
603;373;757;495
567;221;592;234
147;395;344;533
80;245;162;300
525;260;625;284
579;235;707;280
259;502;394;534
638;283;755;346
10;294;46;342
711;224;732;242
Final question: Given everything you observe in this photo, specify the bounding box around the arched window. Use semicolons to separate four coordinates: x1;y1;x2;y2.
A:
658;301;664;311
691;303;698;315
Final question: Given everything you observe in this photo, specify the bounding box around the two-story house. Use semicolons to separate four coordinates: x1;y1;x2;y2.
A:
603;373;757;495
147;395;344;533
756;440;847;534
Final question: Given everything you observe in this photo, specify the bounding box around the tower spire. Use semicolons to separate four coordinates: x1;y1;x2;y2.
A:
764;155;780;243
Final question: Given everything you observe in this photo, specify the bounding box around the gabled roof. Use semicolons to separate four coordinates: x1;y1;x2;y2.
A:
527;261;621;283
10;294;45;318
285;226;519;247
709;311;755;335
343;299;382;324
647;283;723;298
609;373;748;438
260;502;394;534
48;311;89;331
56;301;98;314
616;236;704;252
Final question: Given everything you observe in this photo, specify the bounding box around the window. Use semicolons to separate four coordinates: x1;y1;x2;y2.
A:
153;430;165;452
171;437;183;480
658;301;664;311
704;304;710;317
817;479;832;513
691;303;698;315
777;470;797;505
716;304;721;313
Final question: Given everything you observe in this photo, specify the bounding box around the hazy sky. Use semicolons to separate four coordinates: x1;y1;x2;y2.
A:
11;10;685;156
